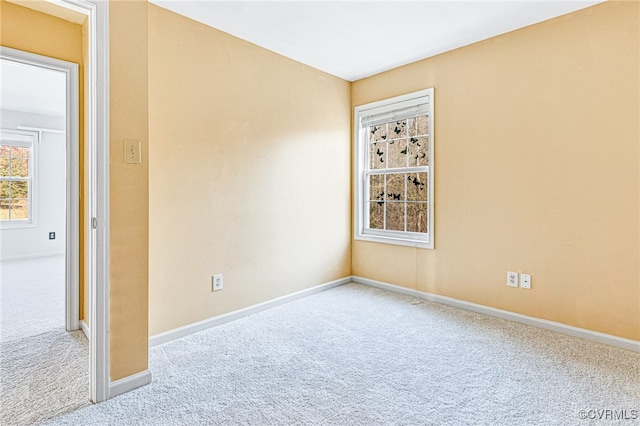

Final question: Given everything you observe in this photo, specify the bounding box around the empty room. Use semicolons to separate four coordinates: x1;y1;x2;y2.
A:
1;0;638;425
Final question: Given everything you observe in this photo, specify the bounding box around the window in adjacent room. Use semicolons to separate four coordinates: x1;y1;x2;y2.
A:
0;130;37;227
354;88;434;248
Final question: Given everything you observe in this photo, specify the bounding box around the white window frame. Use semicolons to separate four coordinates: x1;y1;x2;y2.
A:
354;88;434;249
0;129;38;229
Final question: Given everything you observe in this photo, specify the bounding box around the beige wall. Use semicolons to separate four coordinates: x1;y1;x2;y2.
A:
0;1;83;60
109;0;149;380
147;5;352;335
352;1;640;341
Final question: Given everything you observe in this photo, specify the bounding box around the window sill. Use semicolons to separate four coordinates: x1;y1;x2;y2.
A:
355;233;433;249
1;221;36;230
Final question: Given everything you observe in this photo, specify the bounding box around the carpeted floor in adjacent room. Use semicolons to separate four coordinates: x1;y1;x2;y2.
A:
0;256;90;426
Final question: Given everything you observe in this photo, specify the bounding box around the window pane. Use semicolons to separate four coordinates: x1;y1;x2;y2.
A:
0;143;32;223
0;156;9;177
387;139;407;168
369;142;386;170
10;181;29;199
0;199;9;220
407;117;418;137
407;172;427;201
386;173;405;201
415;115;429;136
369;174;384;202
11;157;28;177
407;202;428;233
369;201;384;229
386;201;405;231
0;181;8;198
408;137;428;167
10;200;29;219
369;123;388;142
389;120;407;139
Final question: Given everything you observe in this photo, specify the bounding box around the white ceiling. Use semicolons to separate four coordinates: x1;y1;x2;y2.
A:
0;59;66;117
150;0;604;82
0;1;605;115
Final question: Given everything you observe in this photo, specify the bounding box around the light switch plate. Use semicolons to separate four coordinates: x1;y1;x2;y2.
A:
124;140;141;164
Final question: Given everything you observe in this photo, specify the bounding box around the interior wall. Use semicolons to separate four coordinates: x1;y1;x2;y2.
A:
148;4;352;336
0;110;66;260
352;1;640;341
108;0;149;381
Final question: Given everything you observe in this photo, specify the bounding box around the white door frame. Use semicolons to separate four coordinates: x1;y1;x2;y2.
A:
58;0;110;404
23;0;110;403
0;47;80;333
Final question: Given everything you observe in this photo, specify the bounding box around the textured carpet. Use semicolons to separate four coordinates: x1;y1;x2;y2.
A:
0;329;90;425
46;283;640;425
1;256;90;425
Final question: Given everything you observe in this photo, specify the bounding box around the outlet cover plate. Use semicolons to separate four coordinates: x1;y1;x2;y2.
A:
212;274;223;291
520;273;531;289
507;271;519;288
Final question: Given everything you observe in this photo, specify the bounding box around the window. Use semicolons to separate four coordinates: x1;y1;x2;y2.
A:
0;130;37;227
354;88;434;248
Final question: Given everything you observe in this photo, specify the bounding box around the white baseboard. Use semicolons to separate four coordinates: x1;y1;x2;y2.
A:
352;276;640;353
109;369;152;399
0;251;65;262
80;320;90;340
149;276;352;347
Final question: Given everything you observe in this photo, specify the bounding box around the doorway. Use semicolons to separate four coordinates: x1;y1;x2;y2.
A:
0;52;89;423
0;50;80;334
1;0;110;404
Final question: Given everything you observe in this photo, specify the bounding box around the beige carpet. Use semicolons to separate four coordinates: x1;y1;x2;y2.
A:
45;283;640;425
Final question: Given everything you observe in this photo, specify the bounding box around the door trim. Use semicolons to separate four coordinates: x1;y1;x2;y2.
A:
42;0;111;403
73;0;111;404
0;48;80;333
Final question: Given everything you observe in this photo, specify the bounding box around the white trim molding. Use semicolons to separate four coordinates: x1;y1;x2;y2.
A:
79;0;111;404
16;126;65;135
149;274;638;358
40;0;111;403
352;276;640;353
0;251;65;262
109;370;152;399
150;277;352;347
80;320;91;340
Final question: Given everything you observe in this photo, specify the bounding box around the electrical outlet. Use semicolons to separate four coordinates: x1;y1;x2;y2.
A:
49;232;55;240
507;271;519;288
212;274;223;292
520;273;531;289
